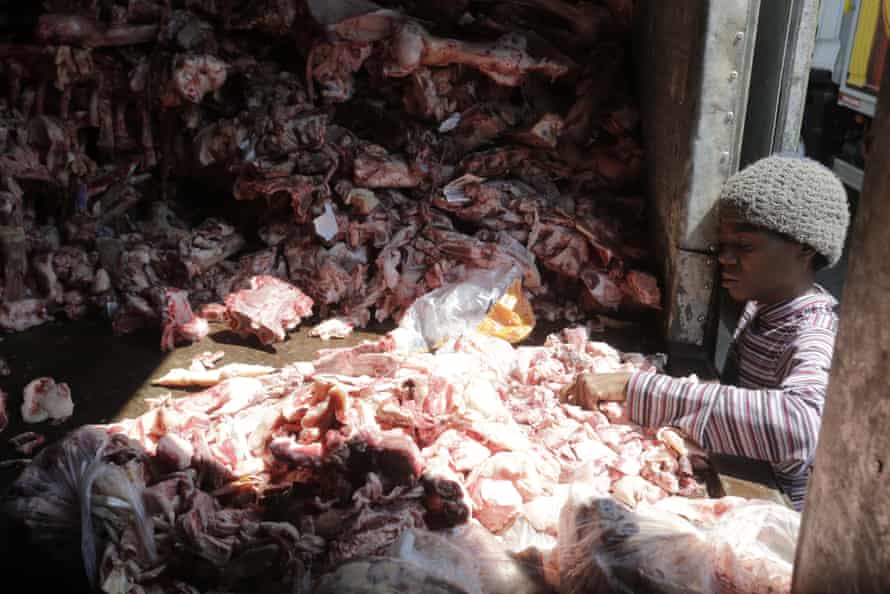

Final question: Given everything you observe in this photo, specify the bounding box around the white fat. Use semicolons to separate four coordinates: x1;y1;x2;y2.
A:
21;378;73;423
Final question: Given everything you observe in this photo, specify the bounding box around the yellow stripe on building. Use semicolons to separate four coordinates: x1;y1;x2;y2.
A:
849;0;880;88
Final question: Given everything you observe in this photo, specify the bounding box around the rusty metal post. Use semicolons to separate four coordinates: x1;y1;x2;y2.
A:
792;50;890;593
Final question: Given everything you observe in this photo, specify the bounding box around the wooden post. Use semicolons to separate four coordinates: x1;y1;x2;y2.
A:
792;50;890;592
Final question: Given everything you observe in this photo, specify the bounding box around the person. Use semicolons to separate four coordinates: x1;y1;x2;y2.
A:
561;154;850;511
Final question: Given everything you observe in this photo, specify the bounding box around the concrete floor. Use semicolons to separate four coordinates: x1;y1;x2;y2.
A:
0;318;390;466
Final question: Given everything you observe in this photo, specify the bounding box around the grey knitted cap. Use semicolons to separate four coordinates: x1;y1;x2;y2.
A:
718;154;850;268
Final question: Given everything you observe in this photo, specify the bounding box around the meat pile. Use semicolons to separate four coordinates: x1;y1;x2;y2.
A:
0;0;660;347
558;495;799;594
5;327;707;594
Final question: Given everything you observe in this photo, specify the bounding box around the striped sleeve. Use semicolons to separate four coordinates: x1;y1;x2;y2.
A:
625;325;835;465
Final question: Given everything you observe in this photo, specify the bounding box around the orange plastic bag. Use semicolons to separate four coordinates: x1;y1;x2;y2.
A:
477;279;535;343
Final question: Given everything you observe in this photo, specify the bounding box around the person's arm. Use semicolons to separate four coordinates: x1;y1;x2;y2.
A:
626;326;835;465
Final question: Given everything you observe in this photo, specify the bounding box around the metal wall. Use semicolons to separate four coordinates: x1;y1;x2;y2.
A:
740;0;820;165
635;0;760;349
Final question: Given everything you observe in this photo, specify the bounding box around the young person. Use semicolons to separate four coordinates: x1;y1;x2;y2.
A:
562;154;851;510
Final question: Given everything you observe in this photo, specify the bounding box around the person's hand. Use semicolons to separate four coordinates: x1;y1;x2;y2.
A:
560;372;632;410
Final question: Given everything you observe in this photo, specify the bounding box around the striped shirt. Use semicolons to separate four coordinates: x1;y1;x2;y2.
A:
626;286;839;510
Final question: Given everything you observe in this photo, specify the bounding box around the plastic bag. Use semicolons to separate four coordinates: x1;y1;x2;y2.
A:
477;278;536;343
557;491;799;594
313;556;475;594
393;264;525;353
388;526;553;594
447;522;555;594
3;427;156;588
709;504;799;594
389;529;484;594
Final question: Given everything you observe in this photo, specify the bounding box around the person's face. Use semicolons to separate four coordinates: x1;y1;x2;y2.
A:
718;217;815;303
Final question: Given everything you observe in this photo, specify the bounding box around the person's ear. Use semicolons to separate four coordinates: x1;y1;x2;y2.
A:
798;244;816;264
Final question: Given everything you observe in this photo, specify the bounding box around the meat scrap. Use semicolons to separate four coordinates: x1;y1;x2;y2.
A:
0;1;659;354
0;299;52;332
9;431;46;455
558;495;799;594
224;275;314;344
3;326;718;594
21;377;73;424
160;288;209;351
151;362;277;387
310;317;354;340
384;21;571;86
192;350;224;369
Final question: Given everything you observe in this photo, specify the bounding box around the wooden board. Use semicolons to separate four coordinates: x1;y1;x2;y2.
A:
709;454;789;506
792;41;890;594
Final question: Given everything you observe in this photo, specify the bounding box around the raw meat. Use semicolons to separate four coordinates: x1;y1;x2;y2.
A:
0;0;684;588
558;494;799;594
0;1;658;349
21;377;74;423
310;317;355;340
151;362;277;387
224;275;314;344
9;431;46;455
385;22;570;86
192;350;224;368
160;288;209;351
4;427;156;588
156;433;194;470
0;299;52;332
5;326;708;594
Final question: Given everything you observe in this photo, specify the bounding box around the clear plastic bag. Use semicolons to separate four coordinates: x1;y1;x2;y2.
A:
708;504;799;594
389;529;484;594
3;427;156;588
312;556;474;594
447;522;555;594
392;264;523;353
389;525;553;594
557;491;799;594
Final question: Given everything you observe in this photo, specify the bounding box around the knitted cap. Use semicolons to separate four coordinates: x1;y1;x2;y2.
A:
718;154;850;268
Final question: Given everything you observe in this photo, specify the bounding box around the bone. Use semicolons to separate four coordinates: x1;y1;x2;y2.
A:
36;15;159;48
385;22;570;86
